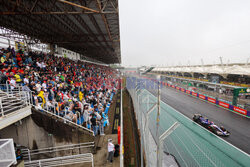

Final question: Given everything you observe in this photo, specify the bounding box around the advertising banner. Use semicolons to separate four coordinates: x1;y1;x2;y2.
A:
233;106;247;115
219;101;229;109
192;92;197;97
207;97;216;104
199;94;206;100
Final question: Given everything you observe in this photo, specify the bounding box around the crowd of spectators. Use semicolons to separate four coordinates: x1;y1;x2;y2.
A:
0;46;119;136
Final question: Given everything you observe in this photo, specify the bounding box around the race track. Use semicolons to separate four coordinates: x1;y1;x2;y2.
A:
146;82;250;154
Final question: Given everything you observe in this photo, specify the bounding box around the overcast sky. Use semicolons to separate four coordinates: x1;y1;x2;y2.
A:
119;0;250;67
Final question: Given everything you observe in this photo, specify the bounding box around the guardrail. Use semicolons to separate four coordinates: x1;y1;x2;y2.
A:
0;90;31;117
21;142;95;162
32;105;94;136
126;75;250;167
24;153;94;167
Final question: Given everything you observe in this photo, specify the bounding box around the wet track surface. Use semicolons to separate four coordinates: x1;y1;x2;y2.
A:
146;85;250;154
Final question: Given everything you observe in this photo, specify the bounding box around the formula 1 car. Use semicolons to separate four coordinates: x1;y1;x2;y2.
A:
193;114;230;137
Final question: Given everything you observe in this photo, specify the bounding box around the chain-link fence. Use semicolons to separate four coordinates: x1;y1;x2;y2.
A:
126;75;250;167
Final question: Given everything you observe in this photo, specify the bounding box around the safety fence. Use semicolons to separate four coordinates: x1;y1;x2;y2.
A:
0;86;31;117
24;153;94;167
21;142;94;162
126;76;250;167
0;139;16;167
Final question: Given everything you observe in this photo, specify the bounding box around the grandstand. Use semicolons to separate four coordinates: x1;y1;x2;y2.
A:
0;0;122;166
152;64;250;86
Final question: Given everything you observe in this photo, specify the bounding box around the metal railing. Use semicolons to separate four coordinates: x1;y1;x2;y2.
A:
24;153;94;167
120;77;124;167
33;105;94;135
21;142;95;162
0;90;31;117
0;139;17;167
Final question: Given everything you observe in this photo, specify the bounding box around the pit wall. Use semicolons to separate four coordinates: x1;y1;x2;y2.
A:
143;76;250;118
0;108;94;151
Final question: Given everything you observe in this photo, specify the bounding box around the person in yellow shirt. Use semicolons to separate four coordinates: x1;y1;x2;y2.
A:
14;73;22;83
37;90;46;108
1;55;7;63
79;91;83;101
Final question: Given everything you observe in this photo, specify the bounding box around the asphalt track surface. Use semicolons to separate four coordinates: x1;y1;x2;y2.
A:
145;82;250;155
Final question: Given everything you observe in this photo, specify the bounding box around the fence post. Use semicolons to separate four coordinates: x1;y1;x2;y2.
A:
28;91;31;105
137;90;145;167
0;97;4;117
30;91;33;105
140;99;144;167
24;92;28;106
18;86;20;98
120;78;124;167
145;104;157;163
6;81;9;94
27;149;31;162
156;76;161;167
92;153;94;167
158;122;180;167
54;103;56;114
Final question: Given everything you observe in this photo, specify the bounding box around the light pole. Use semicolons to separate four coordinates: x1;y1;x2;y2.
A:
156;75;161;167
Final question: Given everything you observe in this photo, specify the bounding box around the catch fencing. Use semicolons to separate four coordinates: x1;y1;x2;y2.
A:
126;75;250;167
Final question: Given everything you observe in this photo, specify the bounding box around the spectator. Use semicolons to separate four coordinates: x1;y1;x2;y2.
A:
9;76;16;91
90;113;98;136
107;139;114;163
0;47;119;137
99;110;105;135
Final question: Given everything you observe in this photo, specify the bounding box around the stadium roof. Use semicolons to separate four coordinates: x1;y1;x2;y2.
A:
152;64;250;76
0;0;120;64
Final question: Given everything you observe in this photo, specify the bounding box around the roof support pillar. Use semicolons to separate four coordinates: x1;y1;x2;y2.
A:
49;43;55;54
